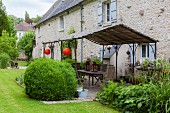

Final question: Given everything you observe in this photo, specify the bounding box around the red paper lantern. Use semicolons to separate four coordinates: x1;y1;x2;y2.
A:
44;49;50;55
63;48;71;56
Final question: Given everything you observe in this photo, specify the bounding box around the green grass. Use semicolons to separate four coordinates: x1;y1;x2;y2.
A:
17;61;28;66
0;69;119;113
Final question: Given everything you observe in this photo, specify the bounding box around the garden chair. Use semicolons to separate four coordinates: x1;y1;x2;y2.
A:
94;64;115;85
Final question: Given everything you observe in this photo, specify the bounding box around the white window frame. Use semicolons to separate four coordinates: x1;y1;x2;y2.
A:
59;15;64;31
105;2;111;23
141;44;149;59
140;43;155;62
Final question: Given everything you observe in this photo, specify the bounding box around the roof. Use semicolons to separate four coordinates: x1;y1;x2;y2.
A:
15;22;34;31
57;24;158;45
43;24;158;45
35;0;83;26
83;24;158;45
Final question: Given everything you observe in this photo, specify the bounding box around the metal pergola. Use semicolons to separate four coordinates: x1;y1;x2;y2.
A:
42;24;158;81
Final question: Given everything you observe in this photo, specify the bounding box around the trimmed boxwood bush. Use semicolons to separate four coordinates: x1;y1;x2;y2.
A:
24;58;77;101
0;53;10;69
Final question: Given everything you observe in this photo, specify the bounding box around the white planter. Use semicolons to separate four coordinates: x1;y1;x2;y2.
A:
77;89;88;98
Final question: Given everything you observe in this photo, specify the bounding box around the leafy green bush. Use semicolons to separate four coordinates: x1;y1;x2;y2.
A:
97;81;170;113
24;58;77;101
63;58;75;65
0;53;10;68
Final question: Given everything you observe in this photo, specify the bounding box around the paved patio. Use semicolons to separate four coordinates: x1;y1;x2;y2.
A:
42;76;102;104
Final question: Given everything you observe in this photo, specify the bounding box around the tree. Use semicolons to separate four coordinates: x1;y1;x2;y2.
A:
0;30;19;60
32;15;42;23
7;16;17;36
17;30;34;61
25;11;33;24
0;0;10;36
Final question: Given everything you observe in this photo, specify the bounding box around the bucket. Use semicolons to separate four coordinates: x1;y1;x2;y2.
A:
77;89;88;98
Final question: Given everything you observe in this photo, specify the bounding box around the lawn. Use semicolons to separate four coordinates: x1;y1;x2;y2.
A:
17;61;28;66
0;69;119;113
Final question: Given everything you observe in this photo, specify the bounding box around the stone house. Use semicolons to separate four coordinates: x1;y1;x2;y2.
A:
33;0;170;76
15;22;34;41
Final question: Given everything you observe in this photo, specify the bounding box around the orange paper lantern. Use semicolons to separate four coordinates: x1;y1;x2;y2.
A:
44;49;50;55
63;48;71;56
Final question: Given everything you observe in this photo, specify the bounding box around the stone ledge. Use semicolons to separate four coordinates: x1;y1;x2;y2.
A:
42;98;95;104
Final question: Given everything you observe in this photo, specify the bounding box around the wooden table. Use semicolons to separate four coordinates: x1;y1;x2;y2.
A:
77;70;106;87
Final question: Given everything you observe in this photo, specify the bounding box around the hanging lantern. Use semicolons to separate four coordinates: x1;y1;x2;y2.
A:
63;48;71;56
44;49;50;55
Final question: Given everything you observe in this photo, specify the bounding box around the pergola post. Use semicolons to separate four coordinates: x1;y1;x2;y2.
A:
115;46;118;81
60;41;63;60
132;43;135;74
74;39;77;71
102;45;104;64
43;43;46;57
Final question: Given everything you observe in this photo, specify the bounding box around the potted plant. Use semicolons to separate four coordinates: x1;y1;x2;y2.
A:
76;77;88;98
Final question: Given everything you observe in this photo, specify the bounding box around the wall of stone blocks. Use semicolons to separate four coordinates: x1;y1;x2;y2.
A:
33;0;170;75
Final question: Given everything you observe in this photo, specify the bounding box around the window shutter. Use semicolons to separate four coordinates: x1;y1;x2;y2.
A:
98;2;103;26
110;0;117;22
129;44;136;65
149;43;155;61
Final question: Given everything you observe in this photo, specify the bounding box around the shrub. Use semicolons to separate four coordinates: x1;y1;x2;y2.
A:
24;58;77;101
0;53;10;69
97;81;170;113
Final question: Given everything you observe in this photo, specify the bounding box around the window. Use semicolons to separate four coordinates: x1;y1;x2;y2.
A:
106;2;110;22
98;0;117;25
59;16;64;30
140;43;155;62
19;33;21;38
142;45;149;58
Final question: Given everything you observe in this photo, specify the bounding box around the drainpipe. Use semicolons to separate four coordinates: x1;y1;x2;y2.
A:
80;5;84;62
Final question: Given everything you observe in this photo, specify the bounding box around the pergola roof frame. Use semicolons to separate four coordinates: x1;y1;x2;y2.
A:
42;24;158;81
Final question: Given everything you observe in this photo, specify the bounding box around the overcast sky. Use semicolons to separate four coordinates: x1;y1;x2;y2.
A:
3;0;56;18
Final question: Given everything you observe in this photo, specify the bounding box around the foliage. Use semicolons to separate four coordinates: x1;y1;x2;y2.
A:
62;27;77;59
15;73;24;86
97;59;170;113
0;30;19;60
0;69;118;113
17;30;34;61
62;58;75;65
68;26;75;35
135;58;170;84
25;11;33;24
32;15;42;23
7;15;17;36
80;62;85;69
24;58;77;101
0;53;10;68
97;80;170;113
91;57;102;64
0;0;10;36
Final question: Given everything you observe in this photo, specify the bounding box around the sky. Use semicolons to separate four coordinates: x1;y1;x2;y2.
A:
3;0;56;18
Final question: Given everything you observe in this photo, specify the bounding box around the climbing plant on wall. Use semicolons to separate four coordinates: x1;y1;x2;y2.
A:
62;26;78;59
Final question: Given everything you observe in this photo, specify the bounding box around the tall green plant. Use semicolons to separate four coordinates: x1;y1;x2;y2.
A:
0;30;19;60
0;53;10;69
0;0;10;36
17;30;34;61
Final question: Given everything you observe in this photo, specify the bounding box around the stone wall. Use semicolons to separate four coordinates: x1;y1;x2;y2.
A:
117;0;170;59
33;0;103;62
34;0;170;72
